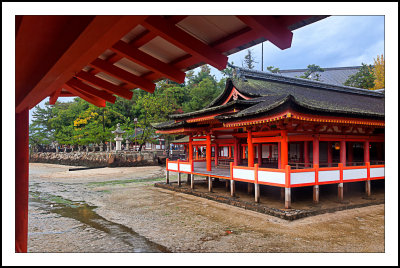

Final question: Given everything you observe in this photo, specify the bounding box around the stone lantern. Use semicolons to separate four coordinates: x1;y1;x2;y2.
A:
112;123;125;151
125;137;130;151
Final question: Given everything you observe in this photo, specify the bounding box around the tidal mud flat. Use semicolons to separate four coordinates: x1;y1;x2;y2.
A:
28;163;384;253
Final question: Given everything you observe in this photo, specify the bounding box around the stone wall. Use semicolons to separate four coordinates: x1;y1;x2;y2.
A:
29;151;166;167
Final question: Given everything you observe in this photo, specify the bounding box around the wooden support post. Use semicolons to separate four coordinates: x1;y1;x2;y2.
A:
234;137;238;166
313;185;319;204
366;162;371;196
206;133;212;171
214;144;218;167
187;174;191;185
364;141;370;164
191;174;195;189
257;144;262;165
226;179;230;191
304;141;310;168
281;133;288;168
285;165;291;209
338;163;344;201
166;158;170;184
230;162;235;197
208;176;213;192
347;142;353;165
340;140;346;166
278;143;281;169
285;188;291;209
254;164;260;203
269;144;273;160
177;159;181;186
327;141;333;167
189;136;193;162
313;135;319;166
248;129;254;167
15;109;29;253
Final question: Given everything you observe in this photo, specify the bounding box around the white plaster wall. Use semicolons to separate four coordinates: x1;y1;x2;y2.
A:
258;171;285;185
290;172;315;185
318;170;340;182
168;163;178;171
370;167;384;178
343;168;367;180
232;168;255;181
179;164;191;172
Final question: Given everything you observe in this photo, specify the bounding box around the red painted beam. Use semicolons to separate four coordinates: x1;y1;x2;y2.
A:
142;16;228;70
49;88;62;105
111;40;186;83
75;71;133;99
237;16;293;50
90;58;155;93
16;15;148;112
66;79;116;104
63;83;106;107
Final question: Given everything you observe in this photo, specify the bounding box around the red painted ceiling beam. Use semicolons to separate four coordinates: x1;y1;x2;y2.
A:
63;83;106;107
141;16;228;70
111;40;186;83
66;78;116;103
16;15;148;113
90;58;155;93
236;16;293;50
75;71;133;99
49;88;62;105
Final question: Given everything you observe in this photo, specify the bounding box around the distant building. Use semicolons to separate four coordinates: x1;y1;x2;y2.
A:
279;66;362;86
127;128;165;151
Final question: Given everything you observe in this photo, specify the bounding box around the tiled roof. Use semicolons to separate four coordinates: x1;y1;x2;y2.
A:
278;66;362;86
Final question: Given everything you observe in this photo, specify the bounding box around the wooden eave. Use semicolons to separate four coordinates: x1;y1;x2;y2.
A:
16;15;327;112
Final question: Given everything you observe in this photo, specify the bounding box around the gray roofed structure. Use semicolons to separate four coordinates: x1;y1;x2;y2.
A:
278;66;362;86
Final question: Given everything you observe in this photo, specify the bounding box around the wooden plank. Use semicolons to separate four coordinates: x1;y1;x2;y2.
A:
75;71;133;99
90;58;155;93
63;83;106;107
66;79;116;103
142;16;228;70
111;40;185;83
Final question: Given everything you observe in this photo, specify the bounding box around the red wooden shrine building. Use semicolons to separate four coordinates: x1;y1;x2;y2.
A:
15;15;327;252
154;66;385;209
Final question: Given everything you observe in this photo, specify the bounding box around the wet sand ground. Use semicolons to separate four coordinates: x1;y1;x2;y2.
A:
28;163;384;253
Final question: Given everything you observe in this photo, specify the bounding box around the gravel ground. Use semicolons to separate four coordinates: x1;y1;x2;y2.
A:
28;163;385;253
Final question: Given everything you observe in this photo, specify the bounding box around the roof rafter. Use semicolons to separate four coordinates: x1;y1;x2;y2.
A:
75;71;133;99
62;84;106;107
90;58;155;93
16;15;148;112
49;88;62;105
66;78;116;103
111;40;186;83
141;16;228;70
236;16;293;50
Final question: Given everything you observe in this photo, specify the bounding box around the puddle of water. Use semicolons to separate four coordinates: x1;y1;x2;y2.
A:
29;193;170;253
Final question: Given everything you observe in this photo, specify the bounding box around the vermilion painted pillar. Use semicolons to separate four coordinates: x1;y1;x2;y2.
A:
189;136;193;162
312;136;320;203
278;143;281;169
206;133;211;171
338;140;346;201
327;141;333;167
340;140;346;166
247;130;254;167
299;142;304;162
234;137;238;166
347;142;353;165
313;136;319;166
281;133;288;168
364;141;370;164
364;140;371;196
16;109;29;253
304;141;310;168
257;144;262;165
214;144;218;167
228;145;232;159
269;144;272;159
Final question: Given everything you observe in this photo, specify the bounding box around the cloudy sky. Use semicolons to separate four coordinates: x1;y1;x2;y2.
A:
29;15;385;123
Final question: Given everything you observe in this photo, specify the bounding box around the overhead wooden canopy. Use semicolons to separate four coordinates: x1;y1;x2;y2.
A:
15;15;328;113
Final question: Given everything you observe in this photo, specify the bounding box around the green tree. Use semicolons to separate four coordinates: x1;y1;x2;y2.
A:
344;63;376;89
297;64;324;81
267;66;280;73
242;49;258;69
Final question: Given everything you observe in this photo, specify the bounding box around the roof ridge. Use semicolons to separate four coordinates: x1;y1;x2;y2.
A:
231;65;384;98
279;65;363;73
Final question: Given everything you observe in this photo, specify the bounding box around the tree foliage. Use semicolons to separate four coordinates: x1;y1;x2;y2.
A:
370;54;384;90
344;63;375;89
297;64;324;81
267;66;280;73
242;49;258;70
